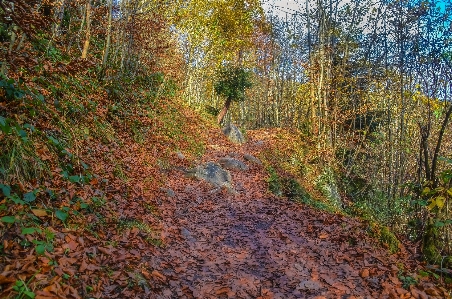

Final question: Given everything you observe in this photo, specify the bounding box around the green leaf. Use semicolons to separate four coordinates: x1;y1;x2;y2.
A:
21;227;40;234
35;93;45;102
17;129;27;138
35;244;46;255
421;187;431;196
69;175;81;183
439;156;452;164
24;290;35;298
23;191;36;203
1;216;16;223
61;170;69;179
23;123;35;132
436;196;446;209
9;194;26;205
0;184;11;197
434;221;445;227
418;270;429;277
55;209;68;222
47;136;60;146
447;188;452;197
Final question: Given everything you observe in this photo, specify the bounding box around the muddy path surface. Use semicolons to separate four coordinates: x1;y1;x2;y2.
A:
147;133;447;299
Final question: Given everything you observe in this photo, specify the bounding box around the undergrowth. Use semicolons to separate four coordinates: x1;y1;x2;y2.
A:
0;59;211;297
266;166;338;213
260;129;402;254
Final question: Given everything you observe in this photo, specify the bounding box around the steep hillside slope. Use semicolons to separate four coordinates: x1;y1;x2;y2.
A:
0;74;214;298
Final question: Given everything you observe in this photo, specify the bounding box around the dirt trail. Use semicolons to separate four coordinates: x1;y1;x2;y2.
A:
147;133;447;299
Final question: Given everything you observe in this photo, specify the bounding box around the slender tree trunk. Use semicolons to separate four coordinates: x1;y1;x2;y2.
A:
100;0;113;79
217;98;232;125
81;0;91;59
430;104;452;185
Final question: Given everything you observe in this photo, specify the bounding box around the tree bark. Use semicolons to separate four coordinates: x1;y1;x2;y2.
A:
99;0;113;79
81;0;91;59
430;103;452;185
217;98;232;125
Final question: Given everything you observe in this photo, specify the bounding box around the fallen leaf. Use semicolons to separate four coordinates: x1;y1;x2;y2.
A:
0;275;15;284
152;270;166;281
31;209;48;217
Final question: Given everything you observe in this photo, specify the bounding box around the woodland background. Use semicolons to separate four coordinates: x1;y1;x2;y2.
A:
0;0;452;297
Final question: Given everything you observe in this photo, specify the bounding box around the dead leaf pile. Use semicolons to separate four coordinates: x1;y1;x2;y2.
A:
148;130;450;299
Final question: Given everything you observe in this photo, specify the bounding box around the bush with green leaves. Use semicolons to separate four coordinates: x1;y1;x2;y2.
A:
214;65;253;103
214;65;253;124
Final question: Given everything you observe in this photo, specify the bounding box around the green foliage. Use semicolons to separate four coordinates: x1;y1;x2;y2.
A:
1;215;16;223
0;23;9;42
0;78;48;184
0;184;41;206
32;37;64;63
138;72;178;99
315;168;342;209
0;77;26;100
423;223;442;264
267;167;336;212
398;272;418;289
214;65;253;102
0;126;44;183
131;120;148;144
12;278;36;299
367;223;400;254
113;164;128;182
205;105;220;116
55;208;69;222
267;167;282;196
93;119;116;144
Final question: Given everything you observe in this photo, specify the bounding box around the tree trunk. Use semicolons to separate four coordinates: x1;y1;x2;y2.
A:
217;98;232;125
99;0;113;79
430;103;452;185
81;0;91;59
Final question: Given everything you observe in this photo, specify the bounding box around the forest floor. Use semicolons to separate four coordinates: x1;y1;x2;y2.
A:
1;122;450;299
142;129;449;299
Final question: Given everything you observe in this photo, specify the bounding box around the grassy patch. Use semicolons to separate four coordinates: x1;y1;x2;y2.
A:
0;133;47;184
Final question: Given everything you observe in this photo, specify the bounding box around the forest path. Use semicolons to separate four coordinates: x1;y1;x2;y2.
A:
147;129;444;299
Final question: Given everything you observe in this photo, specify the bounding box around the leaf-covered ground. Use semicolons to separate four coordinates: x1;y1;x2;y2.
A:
145;130;449;299
0;122;450;298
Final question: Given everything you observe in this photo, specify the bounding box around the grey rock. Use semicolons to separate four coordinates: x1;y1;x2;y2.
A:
297;280;322;291
218;157;249;171
175;151;185;159
243;154;262;165
189;162;234;191
160;188;175;197
222;123;245;144
181;227;194;241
